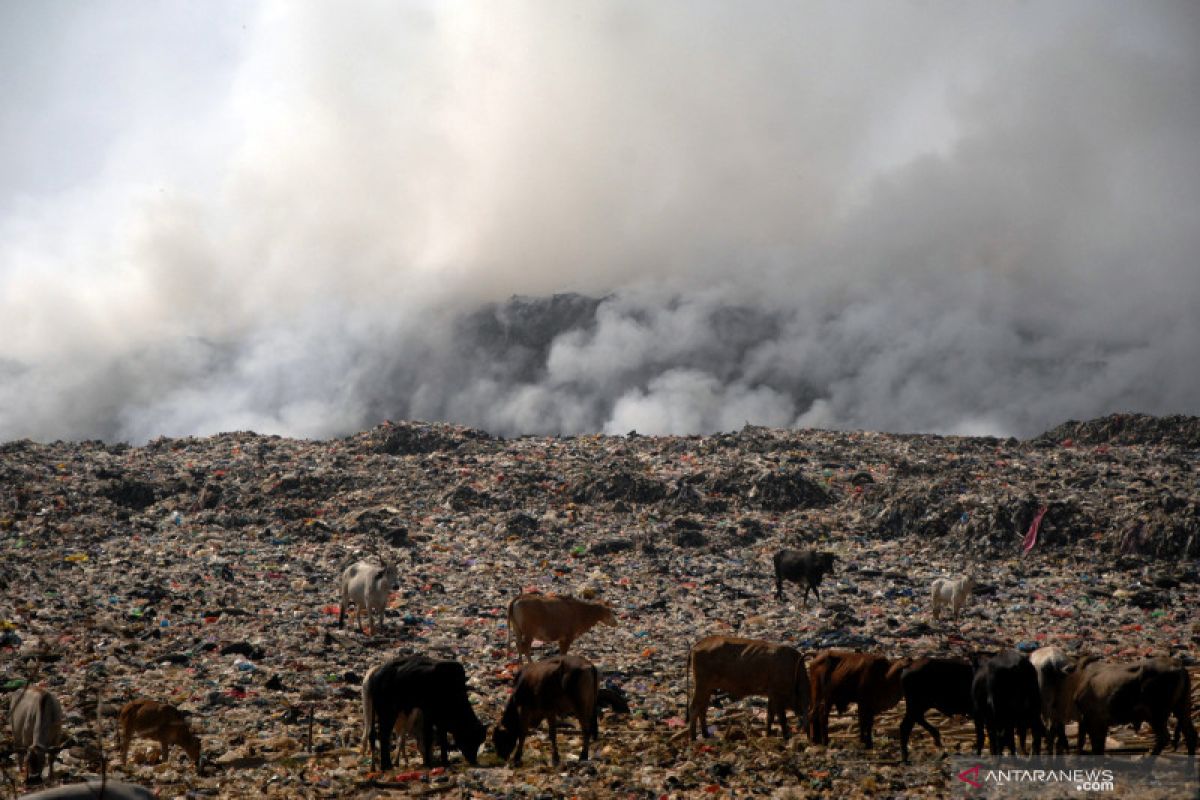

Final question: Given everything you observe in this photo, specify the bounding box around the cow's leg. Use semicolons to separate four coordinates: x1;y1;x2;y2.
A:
1150;716;1170;756
810;580;821;605
437;725;450;768
858;708;874;748
548;714;560;765
558;637;573;656
775;573;784;602
1088;723;1106;755
512;733;525;767
579;709;592;762
338;595;345;628
158;737;170;763
766;698;775;737
689;684;713;740
899;712;917;762
378;708;400;771
119;727;131;765
779;705;790;741
1178;713;1197;756
974;716;985;756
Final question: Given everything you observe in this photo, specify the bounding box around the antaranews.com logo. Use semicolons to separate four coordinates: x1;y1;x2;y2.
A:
950;756;1196;798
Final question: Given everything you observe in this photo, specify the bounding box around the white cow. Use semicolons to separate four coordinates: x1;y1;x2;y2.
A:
930;575;975;621
338;559;399;635
10;687;65;783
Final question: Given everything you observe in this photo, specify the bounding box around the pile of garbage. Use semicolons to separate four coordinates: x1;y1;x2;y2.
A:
1;416;1197;798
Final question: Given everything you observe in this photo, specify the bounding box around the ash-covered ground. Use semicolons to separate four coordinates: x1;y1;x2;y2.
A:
1;413;1198;798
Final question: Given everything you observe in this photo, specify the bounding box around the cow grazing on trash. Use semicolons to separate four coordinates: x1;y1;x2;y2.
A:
687;635;810;741
117;699;203;773
773;549;836;604
930;574;975;621
1029;646;1074;754
360;663;425;768
808;650;907;748
1067;655;1196;755
493;655;600;766
338;558;399;636
364;654;487;770
507;593;617;663
972;650;1046;756
10;687;65;784
899;656;977;762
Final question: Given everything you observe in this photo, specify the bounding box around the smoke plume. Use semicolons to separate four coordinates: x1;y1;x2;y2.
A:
2;1;1198;442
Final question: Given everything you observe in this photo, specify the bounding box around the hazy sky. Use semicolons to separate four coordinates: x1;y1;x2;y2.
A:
2;1;1198;442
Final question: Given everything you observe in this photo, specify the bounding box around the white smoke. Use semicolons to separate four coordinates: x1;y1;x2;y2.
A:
1;1;1198;442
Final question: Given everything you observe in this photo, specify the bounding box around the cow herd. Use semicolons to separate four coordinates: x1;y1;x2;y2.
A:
7;546;1198;789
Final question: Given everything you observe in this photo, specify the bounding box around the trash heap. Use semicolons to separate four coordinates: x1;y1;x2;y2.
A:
1;414;1197;798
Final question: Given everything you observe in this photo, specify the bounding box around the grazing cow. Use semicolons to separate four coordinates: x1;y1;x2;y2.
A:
16;780;155;800
10;687;64;784
687;635;809;741
930;575;975;621
1029;646;1073;754
1068;655;1197;756
364;655;487;770
773;549;836;604
117;699;202;773
899;657;976;762
338;559;399;635
360;663;425;768
972;650;1046;756
507;593;617;663
597;686;631;716
493;655;599;766
808;650;907;748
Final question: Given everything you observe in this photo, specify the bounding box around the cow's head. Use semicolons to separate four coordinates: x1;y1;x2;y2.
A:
492;722;518;762
457;720;487;766
599;606;618;628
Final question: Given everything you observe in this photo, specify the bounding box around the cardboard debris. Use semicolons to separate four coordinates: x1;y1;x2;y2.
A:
1;413;1197;797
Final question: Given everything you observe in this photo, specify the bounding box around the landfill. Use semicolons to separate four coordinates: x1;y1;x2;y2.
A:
1;412;1197;798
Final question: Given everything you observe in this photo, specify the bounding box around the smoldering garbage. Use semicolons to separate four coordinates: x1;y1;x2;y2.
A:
1;413;1197;798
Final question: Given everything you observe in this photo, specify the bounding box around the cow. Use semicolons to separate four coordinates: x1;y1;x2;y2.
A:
16;780;155;800
1068;655;1197;756
972;650;1046;756
1029;646;1073;754
364;654;487;771
687;635;809;741
493;655;599;766
360;663;425;768
507;593;617;663
10;687;64;784
807;650;906;748
338;559;399;635
898;657;976;762
930;575;974;621
116;699;202;773
773;549;836;604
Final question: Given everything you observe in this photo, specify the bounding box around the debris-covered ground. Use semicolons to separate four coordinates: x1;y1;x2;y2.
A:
2;413;1198;798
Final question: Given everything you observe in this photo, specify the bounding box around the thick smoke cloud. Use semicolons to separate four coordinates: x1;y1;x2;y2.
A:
1;1;1198;442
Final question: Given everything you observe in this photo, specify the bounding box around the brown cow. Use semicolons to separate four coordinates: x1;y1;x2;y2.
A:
808;650;906;748
117;699;202;772
1067;655;1197;755
492;655;599;766
507;593;617;663
687;635;809;741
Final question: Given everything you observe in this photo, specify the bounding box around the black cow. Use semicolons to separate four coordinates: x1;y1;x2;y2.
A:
365;655;487;770
899;657;976;762
773;549;836;604
972;650;1046;756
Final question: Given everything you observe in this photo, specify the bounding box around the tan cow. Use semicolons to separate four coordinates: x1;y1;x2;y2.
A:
1067;655;1196;755
507;593;617;663
117;699;202;772
687;635;810;741
808;650;907;748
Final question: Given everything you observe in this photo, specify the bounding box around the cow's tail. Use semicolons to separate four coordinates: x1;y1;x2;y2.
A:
505;596;519;658
684;643;693;725
588;666;600;738
361;670;377;763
